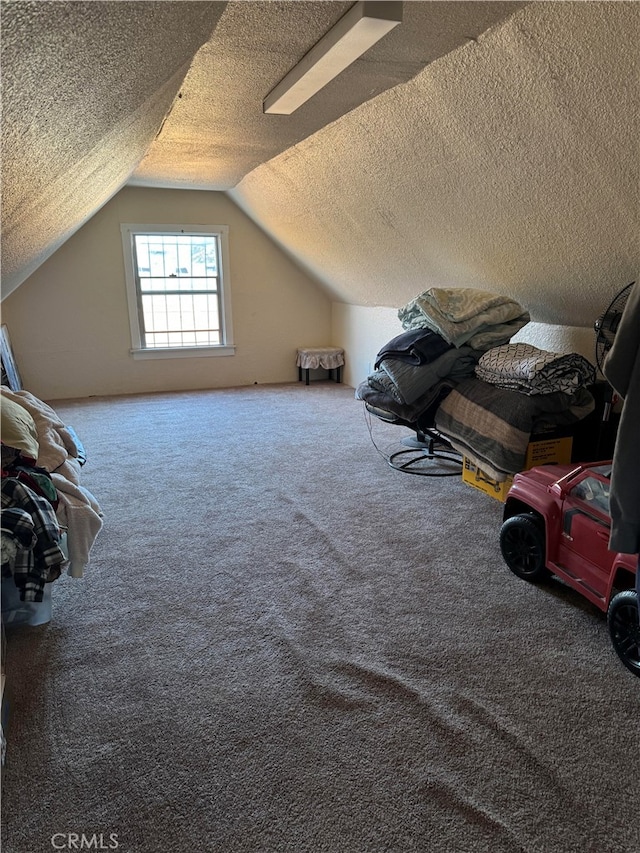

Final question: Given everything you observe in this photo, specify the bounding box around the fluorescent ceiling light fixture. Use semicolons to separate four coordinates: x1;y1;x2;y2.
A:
264;1;402;115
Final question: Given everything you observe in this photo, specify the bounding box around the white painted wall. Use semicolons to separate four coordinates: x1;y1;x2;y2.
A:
1;187;331;399
2;184;603;402
331;303;401;389
511;322;595;363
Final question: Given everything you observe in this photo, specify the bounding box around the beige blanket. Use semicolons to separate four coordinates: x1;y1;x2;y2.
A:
397;287;530;350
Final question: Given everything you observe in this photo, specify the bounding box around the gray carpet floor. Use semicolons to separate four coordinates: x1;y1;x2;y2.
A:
1;383;638;853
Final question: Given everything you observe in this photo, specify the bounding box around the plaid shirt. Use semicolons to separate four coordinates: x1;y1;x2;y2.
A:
1;477;65;602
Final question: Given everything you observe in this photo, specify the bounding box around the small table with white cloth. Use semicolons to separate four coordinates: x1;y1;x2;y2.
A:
296;347;344;385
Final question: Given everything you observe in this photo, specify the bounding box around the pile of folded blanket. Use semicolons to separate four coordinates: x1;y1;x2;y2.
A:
356;328;481;425
397;287;531;349
474;342;595;395
357;288;598;481
435;343;596;481
356;287;530;426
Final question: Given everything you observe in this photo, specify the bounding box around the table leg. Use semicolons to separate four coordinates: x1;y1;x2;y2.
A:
305;368;310;386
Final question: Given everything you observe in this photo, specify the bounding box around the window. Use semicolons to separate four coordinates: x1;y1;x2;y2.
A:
121;224;234;359
570;475;610;515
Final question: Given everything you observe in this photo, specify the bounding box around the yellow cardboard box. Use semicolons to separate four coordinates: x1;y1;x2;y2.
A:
462;436;573;502
524;436;573;468
462;458;513;501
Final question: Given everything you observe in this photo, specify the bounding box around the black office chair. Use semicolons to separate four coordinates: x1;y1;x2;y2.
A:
361;388;462;477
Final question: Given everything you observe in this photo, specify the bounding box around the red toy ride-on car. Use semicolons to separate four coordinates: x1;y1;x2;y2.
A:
499;461;639;677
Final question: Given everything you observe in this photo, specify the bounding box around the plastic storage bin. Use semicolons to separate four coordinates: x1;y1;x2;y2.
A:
1;580;52;626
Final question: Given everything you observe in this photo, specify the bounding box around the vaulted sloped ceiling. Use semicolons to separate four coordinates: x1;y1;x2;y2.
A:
129;0;526;189
230;1;640;327
1;1;638;327
0;1;227;297
0;0;525;298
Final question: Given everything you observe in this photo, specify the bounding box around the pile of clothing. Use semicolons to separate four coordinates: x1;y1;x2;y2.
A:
1;387;103;608
356;287;530;427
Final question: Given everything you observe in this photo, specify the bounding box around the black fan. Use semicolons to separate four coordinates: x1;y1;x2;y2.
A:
594;282;635;375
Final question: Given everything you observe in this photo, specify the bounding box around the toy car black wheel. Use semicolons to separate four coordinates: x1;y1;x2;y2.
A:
607;590;640;678
499;513;550;582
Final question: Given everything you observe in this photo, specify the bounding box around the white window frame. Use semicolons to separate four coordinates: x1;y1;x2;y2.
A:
120;223;235;359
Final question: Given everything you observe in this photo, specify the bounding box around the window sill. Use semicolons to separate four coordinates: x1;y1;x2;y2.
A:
130;345;236;360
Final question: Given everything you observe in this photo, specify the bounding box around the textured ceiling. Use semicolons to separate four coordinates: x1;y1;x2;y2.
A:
230;1;640;326
1;0;226;297
0;0;524;297
1;0;638;329
130;0;526;189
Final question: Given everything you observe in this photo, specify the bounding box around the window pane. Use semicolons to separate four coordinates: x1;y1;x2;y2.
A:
196;294;219;330
141;291;222;347
144;277;174;293
136;242;151;277
133;232;225;349
149;243;166;277
205;242;218;275
189;241;201;276
148;332;169;348
179;294;195;330
142;294;164;332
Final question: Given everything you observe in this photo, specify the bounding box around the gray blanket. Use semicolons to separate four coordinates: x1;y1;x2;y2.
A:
434;377;595;481
379;347;480;404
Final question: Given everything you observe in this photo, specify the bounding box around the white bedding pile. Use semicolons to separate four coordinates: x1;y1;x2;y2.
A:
1;386;103;577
